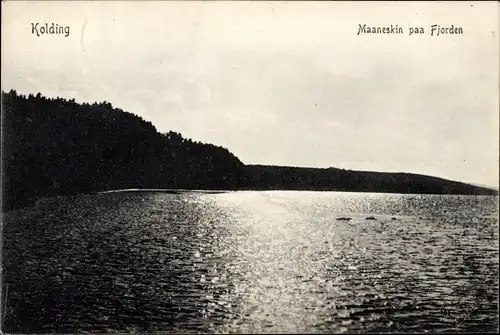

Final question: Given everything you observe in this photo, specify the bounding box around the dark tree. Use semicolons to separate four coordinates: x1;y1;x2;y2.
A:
1;90;244;211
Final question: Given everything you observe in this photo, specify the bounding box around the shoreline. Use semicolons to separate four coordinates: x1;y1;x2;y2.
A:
97;188;231;195
3;188;498;214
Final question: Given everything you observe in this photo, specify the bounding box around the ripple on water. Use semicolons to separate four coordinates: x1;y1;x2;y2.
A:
2;192;498;333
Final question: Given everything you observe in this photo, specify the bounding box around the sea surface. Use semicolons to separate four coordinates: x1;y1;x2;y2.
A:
2;191;499;333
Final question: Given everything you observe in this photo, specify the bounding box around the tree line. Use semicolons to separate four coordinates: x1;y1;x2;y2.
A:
1;90;244;211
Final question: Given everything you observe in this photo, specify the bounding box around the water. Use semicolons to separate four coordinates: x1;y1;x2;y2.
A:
2;191;498;333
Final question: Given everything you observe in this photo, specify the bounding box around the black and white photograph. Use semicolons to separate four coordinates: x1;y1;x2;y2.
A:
1;1;499;333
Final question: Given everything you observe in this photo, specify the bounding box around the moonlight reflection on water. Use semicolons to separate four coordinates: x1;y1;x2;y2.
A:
2;191;499;333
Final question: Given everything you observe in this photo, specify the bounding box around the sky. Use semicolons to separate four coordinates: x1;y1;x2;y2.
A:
2;1;499;187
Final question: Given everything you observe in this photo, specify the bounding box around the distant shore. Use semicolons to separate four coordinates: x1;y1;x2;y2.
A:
97;188;231;195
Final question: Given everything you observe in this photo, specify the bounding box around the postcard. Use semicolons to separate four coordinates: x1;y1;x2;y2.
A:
2;1;499;333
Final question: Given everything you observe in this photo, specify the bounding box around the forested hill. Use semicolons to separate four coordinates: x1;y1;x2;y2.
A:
1;90;244;211
238;165;498;196
1;90;497;211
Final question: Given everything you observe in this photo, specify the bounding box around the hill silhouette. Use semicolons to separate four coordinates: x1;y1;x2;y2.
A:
1;90;497;211
239;165;497;195
1;90;243;211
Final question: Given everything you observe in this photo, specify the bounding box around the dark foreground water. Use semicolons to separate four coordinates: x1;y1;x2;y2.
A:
2;191;499;333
